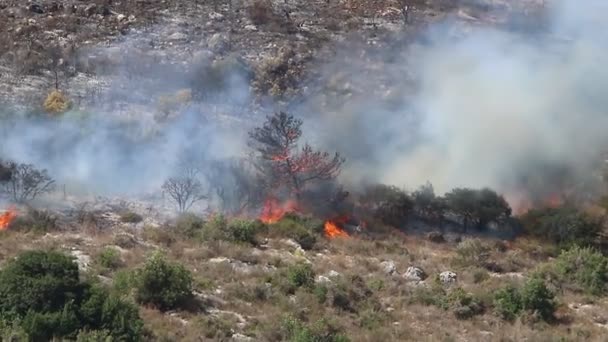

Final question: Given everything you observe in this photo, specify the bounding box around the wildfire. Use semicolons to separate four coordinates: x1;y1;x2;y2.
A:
0;207;18;231
259;197;298;224
324;216;349;238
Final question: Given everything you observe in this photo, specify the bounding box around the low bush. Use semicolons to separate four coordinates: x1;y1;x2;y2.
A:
0;250;143;340
493;285;522;321
43;90;71;114
175;213;205;238
281;316;350;342
97;247;122;270
287;263;315;289
248;0;274;25
227;219;266;245
8;208;57;233
551;246;608;295
119;211;143;224
268;214;319;250
134;252;193;311
454;239;491;268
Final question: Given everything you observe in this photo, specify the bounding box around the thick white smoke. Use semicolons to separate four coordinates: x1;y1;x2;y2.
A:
305;0;608;205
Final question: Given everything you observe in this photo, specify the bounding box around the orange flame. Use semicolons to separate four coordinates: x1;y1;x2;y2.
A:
259;197;298;224
0;207;18;231
324;216;349;238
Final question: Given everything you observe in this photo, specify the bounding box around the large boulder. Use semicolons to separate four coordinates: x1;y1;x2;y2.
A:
380;260;397;275
439;271;457;285
403;266;426;282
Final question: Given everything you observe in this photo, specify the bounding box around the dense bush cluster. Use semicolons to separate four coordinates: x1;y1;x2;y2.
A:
493;278;556;322
281;316;350;342
0;250;143;341
549;246;608;295
521;206;602;247
360;183;512;232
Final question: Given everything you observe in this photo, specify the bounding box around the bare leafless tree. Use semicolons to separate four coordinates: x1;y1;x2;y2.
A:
249;111;345;198
162;161;207;212
1;162;55;203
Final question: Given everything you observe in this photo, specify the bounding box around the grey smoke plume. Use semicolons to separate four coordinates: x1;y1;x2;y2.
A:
305;0;608;206
2;0;608;210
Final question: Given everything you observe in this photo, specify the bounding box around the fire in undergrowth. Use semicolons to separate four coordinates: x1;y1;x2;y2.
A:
259;197;299;224
324;216;349;238
0;207;18;231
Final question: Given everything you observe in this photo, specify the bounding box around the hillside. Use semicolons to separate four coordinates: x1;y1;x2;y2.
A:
2;0;608;341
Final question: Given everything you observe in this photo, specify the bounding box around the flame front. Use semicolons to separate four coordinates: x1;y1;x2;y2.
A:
324;216;349;238
259;197;298;224
0;207;18;231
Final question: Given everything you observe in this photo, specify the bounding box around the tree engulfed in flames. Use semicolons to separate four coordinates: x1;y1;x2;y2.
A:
324;216;349;238
0;207;18;231
259;197;299;224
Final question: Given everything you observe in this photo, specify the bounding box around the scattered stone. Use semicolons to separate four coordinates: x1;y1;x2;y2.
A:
116;14;127;22
316;275;331;284
327;270;341;278
207;33;228;53
439;271;457;285
209;12;225;21
70;250;91;271
84;4;97;17
209;257;231;264
380;260;397;275
168;32;188;42
244;24;258;31
403;266;426;282
426;231;445;243
232;333;253;342
28;4;44;14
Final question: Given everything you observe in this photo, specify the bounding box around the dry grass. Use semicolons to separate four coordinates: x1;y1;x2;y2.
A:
43;90;71;114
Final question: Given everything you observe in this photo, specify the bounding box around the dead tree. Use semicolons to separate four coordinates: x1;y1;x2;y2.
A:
0;162;55;203
162;161;207;212
248;111;345;198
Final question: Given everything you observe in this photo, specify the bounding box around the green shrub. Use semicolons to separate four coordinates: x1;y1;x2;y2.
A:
227;219;265;245
135;252;193;311
281;316;350;342
493;279;555;322
552;246;608;295
0;250;81;319
268;214;319;250
97;247;122;270
175;213;205;238
76;329;112;341
119;211;143;224
447;288;484;320
521;206;601;247
454;239;490;268
287;263;315;289
493;285;523;321
0;250;143;340
520;278;555;321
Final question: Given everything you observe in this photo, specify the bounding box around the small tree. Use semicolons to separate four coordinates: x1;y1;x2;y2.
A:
162;161;207;212
1;162;55;203
249;111;344;198
444;188;511;231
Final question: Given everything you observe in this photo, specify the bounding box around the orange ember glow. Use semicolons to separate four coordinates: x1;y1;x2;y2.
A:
259;197;298;224
0;207;18;231
324;216;349;238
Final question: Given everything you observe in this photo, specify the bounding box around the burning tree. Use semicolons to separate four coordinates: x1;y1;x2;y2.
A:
162;162;207;212
248;111;345;199
0;162;55;203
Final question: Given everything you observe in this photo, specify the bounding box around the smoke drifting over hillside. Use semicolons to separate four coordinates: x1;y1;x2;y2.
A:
1;0;607;209
309;0;608;205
